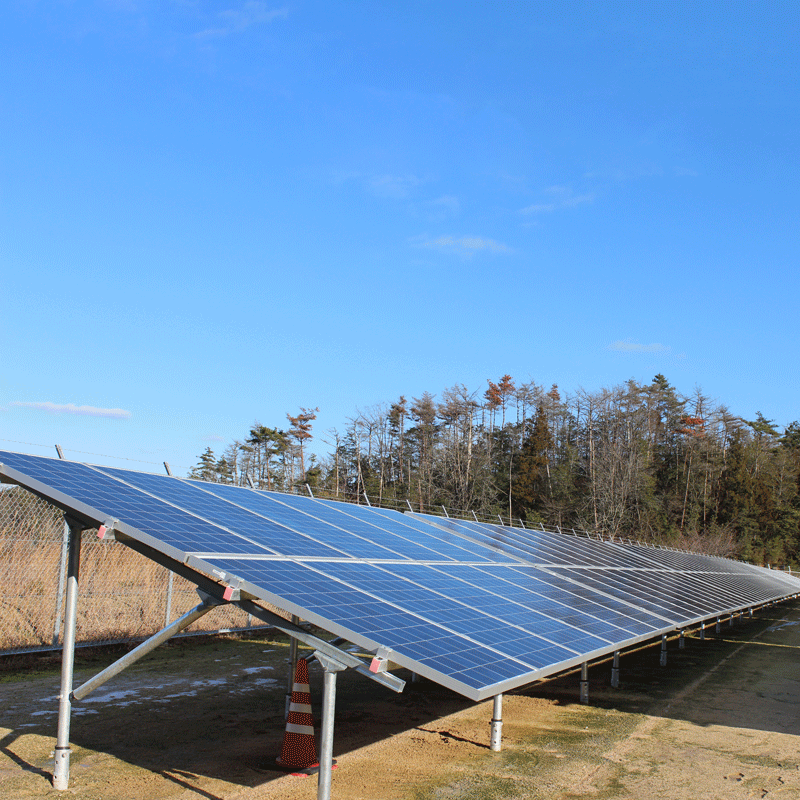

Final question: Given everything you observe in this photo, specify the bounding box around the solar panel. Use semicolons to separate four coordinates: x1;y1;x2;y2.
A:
2;448;799;702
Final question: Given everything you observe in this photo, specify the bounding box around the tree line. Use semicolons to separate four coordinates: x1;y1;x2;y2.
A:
188;375;800;567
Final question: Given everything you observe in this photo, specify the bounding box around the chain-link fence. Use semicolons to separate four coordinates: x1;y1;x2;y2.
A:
0;484;272;656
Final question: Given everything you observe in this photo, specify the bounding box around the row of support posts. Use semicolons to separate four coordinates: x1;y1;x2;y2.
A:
579;604;773;706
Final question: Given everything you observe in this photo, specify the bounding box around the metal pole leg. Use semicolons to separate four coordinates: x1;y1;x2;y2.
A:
314;652;347;800
610;650;620;688
729;613;734;627
659;634;667;667
679;629;685;649
700;621;705;641
53;519;82;790
580;662;589;704
286;615;300;719
490;694;503;751
715;616;721;634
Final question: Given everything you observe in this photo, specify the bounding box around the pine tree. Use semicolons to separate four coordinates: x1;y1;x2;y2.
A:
188;447;218;482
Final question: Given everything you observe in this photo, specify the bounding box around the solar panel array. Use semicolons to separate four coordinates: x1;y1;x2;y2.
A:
2;450;798;702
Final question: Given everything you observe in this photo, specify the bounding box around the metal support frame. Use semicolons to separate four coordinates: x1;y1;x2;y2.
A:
659;634;667;667
50;534;405;792
610;650;620;688
700;621;705;640
314;651;348;800
579;661;589;704
729;613;734;627
126;538;405;694
53;517;83;790
490;693;503;751
716;616;721;634
678;629;685;649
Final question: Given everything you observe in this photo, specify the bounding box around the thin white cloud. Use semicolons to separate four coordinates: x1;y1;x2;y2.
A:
520;185;594;215
12;401;132;419
196;2;288;39
425;195;460;220
332;171;424;200
608;340;669;354
367;173;421;199
411;235;512;255
204;434;226;443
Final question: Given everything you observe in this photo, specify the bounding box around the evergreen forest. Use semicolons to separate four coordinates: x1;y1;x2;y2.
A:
188;376;800;568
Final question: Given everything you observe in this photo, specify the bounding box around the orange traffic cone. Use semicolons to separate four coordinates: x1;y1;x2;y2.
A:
276;658;335;776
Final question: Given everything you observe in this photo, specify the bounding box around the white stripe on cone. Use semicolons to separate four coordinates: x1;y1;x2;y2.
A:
293;682;310;692
289;702;312;714
285;722;315;735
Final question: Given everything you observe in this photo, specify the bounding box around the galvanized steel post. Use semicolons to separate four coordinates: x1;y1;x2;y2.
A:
700;621;705;640
610;650;620;688
490;694;503;751
659;634;667;666
715;616;721;634
678;629;685;649
286;615;300;719
579;661;589;704
53;518;82;790
314;652;347;800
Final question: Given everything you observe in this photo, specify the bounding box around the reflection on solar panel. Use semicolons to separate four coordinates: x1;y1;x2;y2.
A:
2;449;799;702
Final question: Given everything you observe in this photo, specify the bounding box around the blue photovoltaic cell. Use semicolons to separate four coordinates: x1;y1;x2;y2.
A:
0;452;275;556
543;567;712;622
198;556;536;691
414;513;660;569
2;448;800;701
90;466;350;559
214;485;436;560
283;496;516;564
487;565;669;633
427;563;657;641
364;507;518;563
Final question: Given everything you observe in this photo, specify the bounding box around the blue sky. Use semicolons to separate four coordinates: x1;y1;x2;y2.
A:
2;1;798;473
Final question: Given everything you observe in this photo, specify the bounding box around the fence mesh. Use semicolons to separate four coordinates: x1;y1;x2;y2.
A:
0;485;275;656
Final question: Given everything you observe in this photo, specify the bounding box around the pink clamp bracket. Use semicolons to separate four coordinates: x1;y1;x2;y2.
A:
97;519;119;541
369;648;391;673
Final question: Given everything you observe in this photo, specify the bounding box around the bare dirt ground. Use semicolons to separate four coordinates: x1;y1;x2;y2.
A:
2;600;798;800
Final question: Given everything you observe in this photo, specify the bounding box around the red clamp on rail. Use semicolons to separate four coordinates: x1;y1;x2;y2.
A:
369;648;390;673
97;519;119;540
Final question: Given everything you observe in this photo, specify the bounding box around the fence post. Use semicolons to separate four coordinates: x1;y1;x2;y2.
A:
164;571;174;627
52;520;70;647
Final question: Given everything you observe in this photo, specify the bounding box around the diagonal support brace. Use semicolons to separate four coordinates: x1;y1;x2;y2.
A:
71;590;222;702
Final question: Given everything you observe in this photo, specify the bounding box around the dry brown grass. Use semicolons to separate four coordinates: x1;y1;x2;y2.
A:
0;533;285;652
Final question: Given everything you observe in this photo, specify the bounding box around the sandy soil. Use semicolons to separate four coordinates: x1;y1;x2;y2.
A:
1;600;798;800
